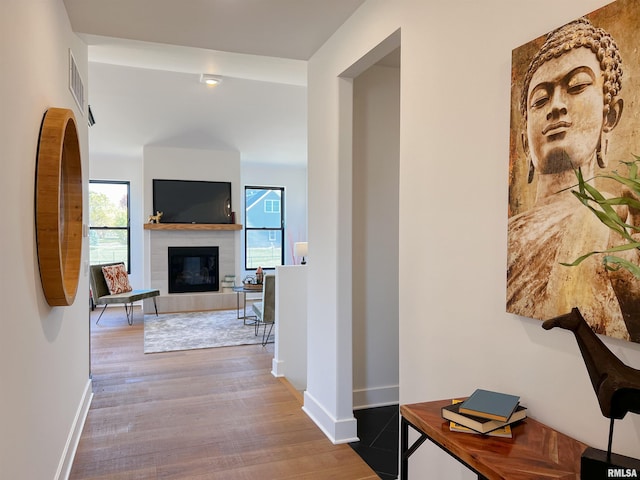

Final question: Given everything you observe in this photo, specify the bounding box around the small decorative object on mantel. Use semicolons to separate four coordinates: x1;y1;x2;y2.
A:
543;307;640;479
147;211;163;224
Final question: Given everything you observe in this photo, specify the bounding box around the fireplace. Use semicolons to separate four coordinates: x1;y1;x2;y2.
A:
168;246;219;293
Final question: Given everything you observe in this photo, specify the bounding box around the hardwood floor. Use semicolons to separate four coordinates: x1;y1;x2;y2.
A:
70;306;378;479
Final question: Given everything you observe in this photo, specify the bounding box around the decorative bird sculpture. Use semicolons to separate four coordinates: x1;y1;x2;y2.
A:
542;307;640;459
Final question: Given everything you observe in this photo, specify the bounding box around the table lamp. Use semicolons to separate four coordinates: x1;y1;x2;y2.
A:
294;242;308;265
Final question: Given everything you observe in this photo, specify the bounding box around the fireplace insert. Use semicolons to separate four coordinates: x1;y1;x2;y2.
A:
168;246;219;293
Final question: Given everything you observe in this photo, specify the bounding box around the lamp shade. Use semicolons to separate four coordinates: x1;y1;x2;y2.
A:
294;242;308;258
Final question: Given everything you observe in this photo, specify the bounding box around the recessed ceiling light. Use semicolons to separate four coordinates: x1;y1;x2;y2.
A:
200;74;222;86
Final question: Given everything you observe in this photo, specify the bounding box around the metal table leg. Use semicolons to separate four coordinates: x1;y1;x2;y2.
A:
235;290;257;325
401;417;428;480
236;290;243;319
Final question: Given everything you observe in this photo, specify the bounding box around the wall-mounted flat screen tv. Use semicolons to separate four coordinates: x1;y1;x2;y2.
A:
152;179;232;224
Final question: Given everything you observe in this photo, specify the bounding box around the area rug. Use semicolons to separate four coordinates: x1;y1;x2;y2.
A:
144;309;261;353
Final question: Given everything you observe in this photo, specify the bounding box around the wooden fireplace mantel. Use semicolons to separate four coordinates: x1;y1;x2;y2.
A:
144;223;242;231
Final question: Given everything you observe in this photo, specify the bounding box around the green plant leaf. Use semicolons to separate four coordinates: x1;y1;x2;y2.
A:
602;255;640;278
560;242;640;269
560;250;600;267
571;167;638;240
604;241;640;252
600;173;640;195
563;160;640;277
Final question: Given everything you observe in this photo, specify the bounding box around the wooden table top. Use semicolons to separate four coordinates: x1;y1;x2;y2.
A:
401;399;588;480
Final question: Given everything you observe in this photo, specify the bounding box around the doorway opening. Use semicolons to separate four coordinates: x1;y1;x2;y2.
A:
342;33;401;478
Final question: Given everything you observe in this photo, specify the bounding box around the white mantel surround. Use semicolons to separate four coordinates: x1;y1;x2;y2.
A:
142;145;242;313
144;229;238;313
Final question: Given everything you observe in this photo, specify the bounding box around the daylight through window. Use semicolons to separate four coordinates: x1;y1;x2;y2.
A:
89;180;131;271
245;186;284;270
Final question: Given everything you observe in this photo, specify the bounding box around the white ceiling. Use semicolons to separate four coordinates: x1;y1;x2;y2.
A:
63;0;367;166
64;0;367;61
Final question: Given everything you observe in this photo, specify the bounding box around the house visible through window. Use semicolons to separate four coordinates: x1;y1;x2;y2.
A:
89;180;131;271
245;186;284;270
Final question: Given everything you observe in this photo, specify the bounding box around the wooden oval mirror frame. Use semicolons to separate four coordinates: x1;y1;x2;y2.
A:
35;108;83;306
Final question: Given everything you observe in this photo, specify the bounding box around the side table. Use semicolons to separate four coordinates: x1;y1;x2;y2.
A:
400;399;587;479
233;285;263;325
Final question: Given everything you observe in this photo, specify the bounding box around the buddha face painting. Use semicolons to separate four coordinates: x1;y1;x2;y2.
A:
507;10;640;343
518;17;624;192
526;47;607;176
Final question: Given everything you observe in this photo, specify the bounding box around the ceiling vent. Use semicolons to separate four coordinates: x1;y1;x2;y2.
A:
68;49;84;114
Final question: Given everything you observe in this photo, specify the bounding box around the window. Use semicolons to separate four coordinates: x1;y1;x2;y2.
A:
264;199;280;213
245;186;284;270
89;181;130;271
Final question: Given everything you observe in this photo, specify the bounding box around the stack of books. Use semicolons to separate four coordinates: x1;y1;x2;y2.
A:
441;389;527;438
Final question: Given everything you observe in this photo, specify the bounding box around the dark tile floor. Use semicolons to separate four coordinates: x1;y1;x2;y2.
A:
350;405;399;480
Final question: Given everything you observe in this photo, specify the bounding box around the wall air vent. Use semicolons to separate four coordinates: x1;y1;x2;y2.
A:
68;49;84;114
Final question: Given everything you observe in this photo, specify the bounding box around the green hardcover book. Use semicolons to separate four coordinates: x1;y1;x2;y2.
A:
459;389;520;422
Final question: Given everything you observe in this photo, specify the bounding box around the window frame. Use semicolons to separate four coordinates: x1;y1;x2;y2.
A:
89;180;131;273
244;185;285;271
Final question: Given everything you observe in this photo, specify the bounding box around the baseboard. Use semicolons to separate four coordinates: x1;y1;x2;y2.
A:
55;378;93;480
353;385;399;410
302;390;359;444
271;358;285;378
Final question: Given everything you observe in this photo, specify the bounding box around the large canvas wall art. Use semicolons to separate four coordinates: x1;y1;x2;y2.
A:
508;0;640;343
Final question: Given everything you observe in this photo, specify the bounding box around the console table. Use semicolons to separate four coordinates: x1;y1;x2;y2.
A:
400;399;588;480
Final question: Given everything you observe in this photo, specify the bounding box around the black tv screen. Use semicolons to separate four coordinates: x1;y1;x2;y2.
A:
152;179;232;224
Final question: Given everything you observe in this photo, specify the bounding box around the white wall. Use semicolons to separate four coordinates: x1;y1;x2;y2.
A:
273;265;308;390
307;0;640;475
352;63;400;409
304;9;401;444
1;1;91;478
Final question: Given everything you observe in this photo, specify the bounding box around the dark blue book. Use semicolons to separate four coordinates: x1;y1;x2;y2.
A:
459;389;520;422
